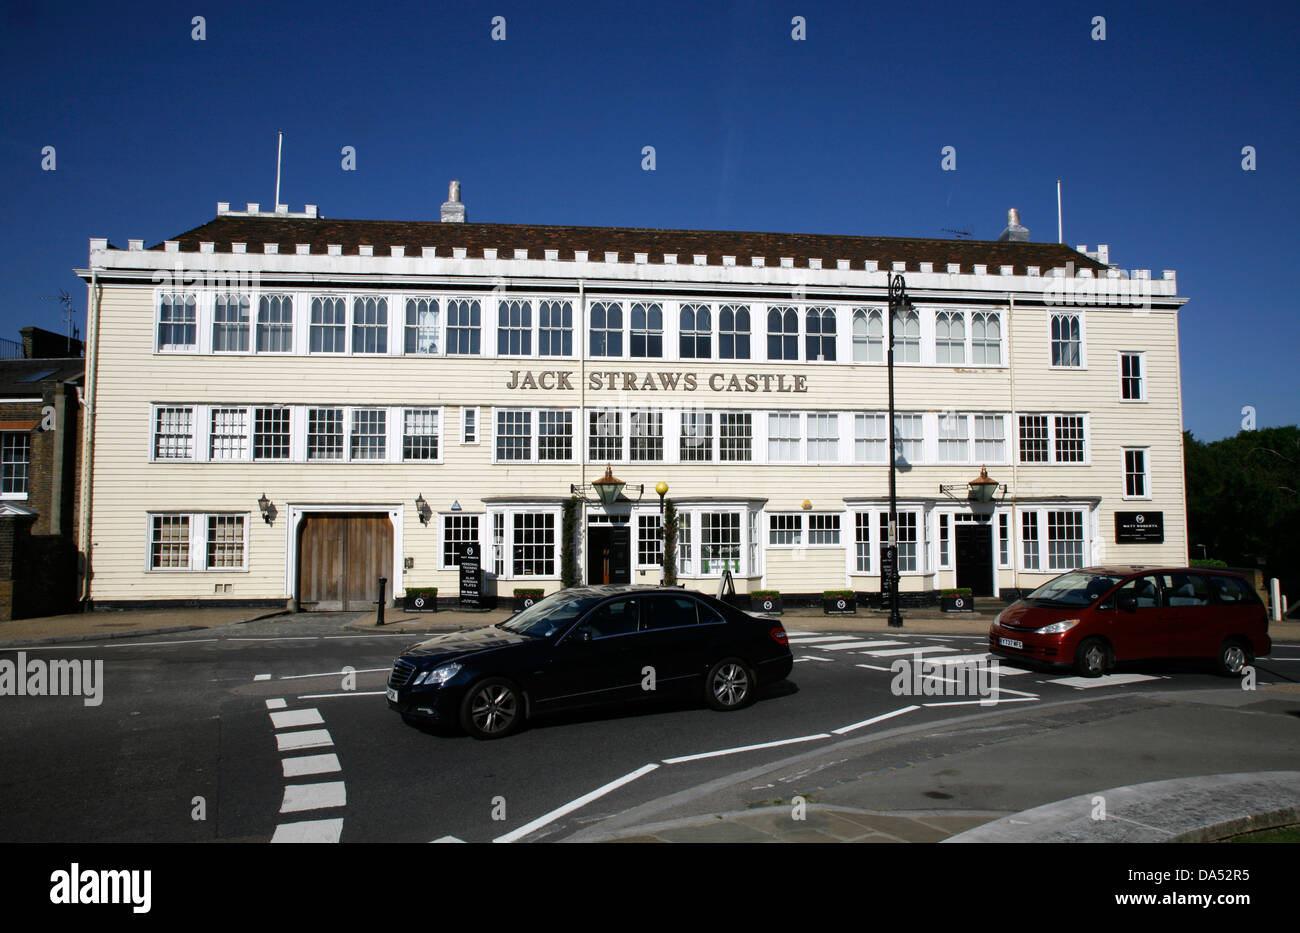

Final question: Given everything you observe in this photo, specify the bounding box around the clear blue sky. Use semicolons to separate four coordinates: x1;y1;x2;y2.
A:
1;0;1295;440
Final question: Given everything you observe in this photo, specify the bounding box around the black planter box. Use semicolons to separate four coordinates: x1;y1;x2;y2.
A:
823;595;857;615
513;593;543;612
941;595;975;613
403;594;438;612
751;594;783;615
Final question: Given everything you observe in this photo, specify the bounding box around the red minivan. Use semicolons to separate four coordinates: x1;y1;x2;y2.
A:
989;566;1271;677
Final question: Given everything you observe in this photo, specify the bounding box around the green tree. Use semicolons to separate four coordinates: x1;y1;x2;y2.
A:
1184;426;1299;609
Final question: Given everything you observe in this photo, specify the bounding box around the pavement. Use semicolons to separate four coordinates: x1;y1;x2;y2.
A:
3;601;1298;843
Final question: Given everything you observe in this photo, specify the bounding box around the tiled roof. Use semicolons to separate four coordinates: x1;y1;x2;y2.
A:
152;217;1107;276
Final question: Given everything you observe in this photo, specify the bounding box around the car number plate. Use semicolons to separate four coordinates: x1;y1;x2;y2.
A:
999;637;1023;649
386;687;398;703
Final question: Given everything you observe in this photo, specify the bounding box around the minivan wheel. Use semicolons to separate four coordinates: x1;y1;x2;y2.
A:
459;678;524;739
1074;637;1111;678
705;658;755;711
1216;640;1253;677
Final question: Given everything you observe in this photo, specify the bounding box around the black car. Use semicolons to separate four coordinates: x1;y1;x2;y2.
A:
386;585;794;738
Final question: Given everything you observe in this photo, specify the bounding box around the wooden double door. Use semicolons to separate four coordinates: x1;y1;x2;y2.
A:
298;513;393;611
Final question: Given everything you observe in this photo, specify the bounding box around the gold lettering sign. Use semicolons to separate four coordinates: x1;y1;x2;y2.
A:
505;370;807;393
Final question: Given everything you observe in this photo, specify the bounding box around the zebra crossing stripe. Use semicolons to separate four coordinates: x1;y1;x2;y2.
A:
276;729;333;752
271;818;344;843
1048;673;1162;689
270;708;324;729
786;635;859;644
282;754;342;778
280;781;347;814
861;646;961;658
821;640;906;651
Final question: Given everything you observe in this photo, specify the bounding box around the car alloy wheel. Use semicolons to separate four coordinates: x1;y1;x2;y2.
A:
706;658;754;711
1074;637;1110;678
460;678;522;739
1217;640;1252;677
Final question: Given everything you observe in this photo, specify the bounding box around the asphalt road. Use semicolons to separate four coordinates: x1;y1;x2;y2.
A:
1;615;1297;843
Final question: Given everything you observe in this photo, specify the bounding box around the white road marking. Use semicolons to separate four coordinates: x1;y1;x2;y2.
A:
855;664;894;672
785;635;854;644
832;705;919;735
275;729;333;752
0;638;222;652
431;836;466;843
297;691;387;699
270;709;324;730
1049;673;1163;689
493;763;660;843
279;668;391;681
922;696;1040;707
253;674;271;681
271;818;344;843
280;781;347;813
861;646;961;658
282;754;342;778
793;656;832;663
662;733;830;765
821;640;907;651
926;652;993;663
265;698;287;710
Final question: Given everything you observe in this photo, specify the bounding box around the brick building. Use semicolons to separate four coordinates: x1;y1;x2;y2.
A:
0;327;84;620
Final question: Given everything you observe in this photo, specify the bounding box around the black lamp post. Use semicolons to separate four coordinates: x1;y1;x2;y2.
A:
885;274;909;628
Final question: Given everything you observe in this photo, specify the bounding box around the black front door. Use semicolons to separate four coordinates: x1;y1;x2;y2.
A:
586;526;631;584
955;523;994;597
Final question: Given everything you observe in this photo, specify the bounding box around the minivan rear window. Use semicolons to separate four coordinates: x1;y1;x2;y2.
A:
1206;575;1257;605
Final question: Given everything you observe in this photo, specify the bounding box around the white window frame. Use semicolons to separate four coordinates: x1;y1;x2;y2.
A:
439;513;482;570
146;512;249;572
1119;350;1147;402
1049;311;1086;369
0;431;31;498
461;406;479;445
155;291;199;354
1123;447;1151;500
1017;413;1090;466
402;407;445;463
492;408;576;464
485;507;563;580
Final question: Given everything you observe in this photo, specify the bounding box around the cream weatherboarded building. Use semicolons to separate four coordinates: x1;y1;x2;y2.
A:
75;192;1188;610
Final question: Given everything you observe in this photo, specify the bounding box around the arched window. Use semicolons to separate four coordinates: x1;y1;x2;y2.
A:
891;308;920;362
935;311;965;364
590;301;623;357
767;307;798;360
679;304;711;359
719;305;750;359
851;308;883;362
805;307;836;361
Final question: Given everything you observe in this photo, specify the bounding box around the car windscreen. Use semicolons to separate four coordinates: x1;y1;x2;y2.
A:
1026;571;1124;607
499;591;601;638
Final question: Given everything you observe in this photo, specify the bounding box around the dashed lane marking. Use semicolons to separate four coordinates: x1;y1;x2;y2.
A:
280;781;347;814
253;674;271;681
270;709;324;729
275;729;333;752
282;754;342;778
793;656;832;663
265;698;287;710
270;819;344;843
821;640;907;651
297;691;387;699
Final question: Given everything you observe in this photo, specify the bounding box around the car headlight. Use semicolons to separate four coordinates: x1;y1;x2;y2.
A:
1036;619;1080;635
993;609;1004;627
413;662;461;686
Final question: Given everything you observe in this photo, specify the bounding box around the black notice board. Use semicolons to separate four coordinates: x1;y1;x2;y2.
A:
458;543;483;607
1115;511;1164;544
880;547;898;604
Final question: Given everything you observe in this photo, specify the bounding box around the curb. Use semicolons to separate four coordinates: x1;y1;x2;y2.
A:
0;608;292;648
943;771;1300;843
